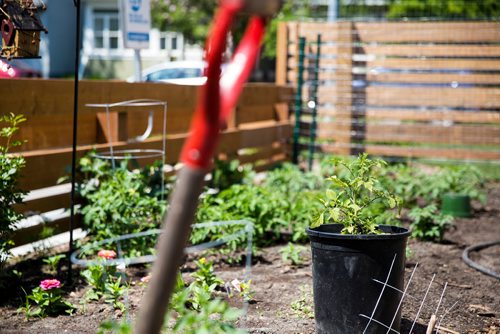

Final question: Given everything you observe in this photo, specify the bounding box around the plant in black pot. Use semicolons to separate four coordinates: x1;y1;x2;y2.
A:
306;154;410;334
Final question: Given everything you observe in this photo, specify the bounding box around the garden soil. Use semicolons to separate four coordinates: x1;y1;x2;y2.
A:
1;184;499;334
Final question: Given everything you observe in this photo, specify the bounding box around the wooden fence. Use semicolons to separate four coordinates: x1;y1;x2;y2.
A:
0;79;292;251
277;21;500;161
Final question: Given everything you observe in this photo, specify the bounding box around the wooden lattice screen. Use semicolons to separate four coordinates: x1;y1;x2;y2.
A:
277;21;500;161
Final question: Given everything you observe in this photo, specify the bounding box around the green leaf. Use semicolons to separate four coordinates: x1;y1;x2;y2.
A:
329;208;340;221
310;212;324;228
364;180;374;192
325;189;336;200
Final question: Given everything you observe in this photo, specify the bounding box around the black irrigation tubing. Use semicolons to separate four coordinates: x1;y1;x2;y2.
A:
462;240;500;280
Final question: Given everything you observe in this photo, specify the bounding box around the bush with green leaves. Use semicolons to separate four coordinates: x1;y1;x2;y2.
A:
77;155;166;249
312;154;401;234
209;158;252;191
263;163;323;195
280;242;307;266
408;204;454;242
380;164;424;207
426;165;486;203
381;163;486;208
0;113;26;267
287;190;323;243
192;163;324;253
193;184;291;249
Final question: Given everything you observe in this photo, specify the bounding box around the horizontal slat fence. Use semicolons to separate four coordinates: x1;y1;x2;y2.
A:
277;21;500;161
1;79;293;249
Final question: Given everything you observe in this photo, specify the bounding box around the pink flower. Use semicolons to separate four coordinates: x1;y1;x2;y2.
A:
97;249;116;260
140;274;151;283
40;279;61;291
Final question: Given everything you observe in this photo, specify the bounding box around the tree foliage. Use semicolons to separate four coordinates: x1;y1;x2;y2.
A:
387;0;500;19
150;0;311;59
262;0;311;59
150;0;217;44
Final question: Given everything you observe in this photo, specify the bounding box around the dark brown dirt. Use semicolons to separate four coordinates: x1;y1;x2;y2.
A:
1;184;499;334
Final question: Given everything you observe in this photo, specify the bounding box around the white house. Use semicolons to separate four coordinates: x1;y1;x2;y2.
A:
80;0;203;80
19;0;202;79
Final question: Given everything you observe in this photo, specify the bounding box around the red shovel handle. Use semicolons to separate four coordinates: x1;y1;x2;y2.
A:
180;0;267;170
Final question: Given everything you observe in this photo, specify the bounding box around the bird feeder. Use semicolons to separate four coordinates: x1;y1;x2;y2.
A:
0;0;47;59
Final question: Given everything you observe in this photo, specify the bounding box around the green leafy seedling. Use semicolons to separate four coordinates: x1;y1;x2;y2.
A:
43;254;65;274
312;153;401;234
409;204;454;242
280;242;307;266
290;285;314;319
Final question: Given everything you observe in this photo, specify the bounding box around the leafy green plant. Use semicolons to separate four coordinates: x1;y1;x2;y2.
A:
165;260;245;333
77;154;166;253
288;191;323;243
11;269;22;279
312;154;400;234
263;163;323;194
169;288;244;334
98;319;132;334
194;163;324;252
104;276;126;312
20;279;75;319
290;285;314;319
380;163;423;207
42;254;65;275
210;158;251;191
81;261;113;301
0;113;26;267
194;184;291;250
408;204;454;242
406;246;413;259
191;257;224;288
280;242;307;266
433;165;486;203
81;249;127;310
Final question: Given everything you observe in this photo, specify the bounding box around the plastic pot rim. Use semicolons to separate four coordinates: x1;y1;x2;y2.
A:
306;223;411;241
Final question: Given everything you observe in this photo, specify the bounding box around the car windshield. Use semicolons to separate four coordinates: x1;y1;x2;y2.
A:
145;67;202;81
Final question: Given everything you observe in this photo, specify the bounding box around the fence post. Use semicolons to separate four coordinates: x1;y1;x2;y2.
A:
308;34;321;171
335;21;353;156
292;37;306;164
276;22;288;85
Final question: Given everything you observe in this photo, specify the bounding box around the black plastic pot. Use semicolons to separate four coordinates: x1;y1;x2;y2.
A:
306;224;411;334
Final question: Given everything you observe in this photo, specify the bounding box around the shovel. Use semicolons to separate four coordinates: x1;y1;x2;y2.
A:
134;1;282;333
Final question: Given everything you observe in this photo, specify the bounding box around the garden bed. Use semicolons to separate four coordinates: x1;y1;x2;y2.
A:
1;183;499;334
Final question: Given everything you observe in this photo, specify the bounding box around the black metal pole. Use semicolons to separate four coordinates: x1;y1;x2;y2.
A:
68;0;81;284
308;34;321;171
292;37;305;164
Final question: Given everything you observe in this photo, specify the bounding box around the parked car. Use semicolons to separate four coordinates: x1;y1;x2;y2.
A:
0;59;41;78
127;60;207;85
